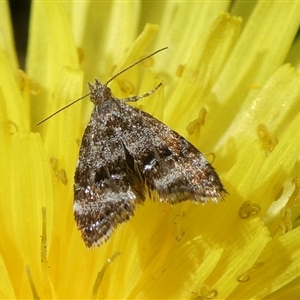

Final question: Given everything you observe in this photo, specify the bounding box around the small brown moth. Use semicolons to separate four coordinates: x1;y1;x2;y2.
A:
72;48;227;247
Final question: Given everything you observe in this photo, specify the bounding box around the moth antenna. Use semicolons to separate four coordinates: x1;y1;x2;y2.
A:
36;47;168;126
105;47;168;86
36;93;90;126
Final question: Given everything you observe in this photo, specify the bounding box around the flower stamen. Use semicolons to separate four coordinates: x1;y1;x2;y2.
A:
91;251;121;299
239;201;261;219
26;266;40;300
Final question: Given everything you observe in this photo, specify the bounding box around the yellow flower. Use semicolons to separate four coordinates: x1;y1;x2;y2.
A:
1;0;300;299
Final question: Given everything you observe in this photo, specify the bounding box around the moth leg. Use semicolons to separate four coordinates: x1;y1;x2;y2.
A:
122;83;163;103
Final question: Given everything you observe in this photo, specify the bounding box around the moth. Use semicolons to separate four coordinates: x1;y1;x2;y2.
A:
72;48;227;248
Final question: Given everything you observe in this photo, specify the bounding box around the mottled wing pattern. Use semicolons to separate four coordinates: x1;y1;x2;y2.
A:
74;80;226;248
116;101;226;204
74;99;145;248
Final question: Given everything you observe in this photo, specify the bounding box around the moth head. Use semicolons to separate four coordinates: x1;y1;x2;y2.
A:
88;78;112;106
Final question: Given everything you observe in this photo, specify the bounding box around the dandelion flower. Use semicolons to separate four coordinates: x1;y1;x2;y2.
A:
1;1;300;299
